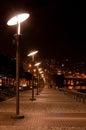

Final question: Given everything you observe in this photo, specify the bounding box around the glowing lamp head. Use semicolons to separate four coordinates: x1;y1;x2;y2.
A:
7;13;30;26
28;51;38;57
7;13;30;35
34;62;41;67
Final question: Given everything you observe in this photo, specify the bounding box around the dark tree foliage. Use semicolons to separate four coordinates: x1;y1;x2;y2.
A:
0;53;34;80
20;71;33;80
0;53;16;77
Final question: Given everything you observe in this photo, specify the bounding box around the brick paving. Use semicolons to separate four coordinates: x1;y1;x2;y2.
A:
0;86;86;130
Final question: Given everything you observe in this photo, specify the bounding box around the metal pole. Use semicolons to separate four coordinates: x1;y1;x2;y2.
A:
36;68;40;95
11;34;24;119
16;34;19;115
30;55;36;100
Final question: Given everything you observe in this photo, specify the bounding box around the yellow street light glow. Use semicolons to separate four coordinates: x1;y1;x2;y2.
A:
38;68;42;71
39;71;43;74
7;13;30;25
34;62;41;67
28;51;38;56
7;13;30;35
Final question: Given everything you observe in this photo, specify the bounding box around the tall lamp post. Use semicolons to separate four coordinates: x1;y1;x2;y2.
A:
7;13;30;118
27;50;38;100
34;62;41;95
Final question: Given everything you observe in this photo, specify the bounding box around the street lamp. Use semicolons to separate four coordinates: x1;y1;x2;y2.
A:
28;51;38;61
27;50;38;100
34;62;41;95
7;13;30;119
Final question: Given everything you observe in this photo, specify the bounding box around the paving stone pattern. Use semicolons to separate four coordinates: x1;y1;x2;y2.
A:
0;87;86;130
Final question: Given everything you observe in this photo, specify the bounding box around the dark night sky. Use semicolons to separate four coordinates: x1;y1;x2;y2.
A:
0;1;86;62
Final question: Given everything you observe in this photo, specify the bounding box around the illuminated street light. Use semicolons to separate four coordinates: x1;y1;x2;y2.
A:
28;50;38;61
7;13;30;119
27;50;38;100
34;62;41;95
7;13;30;34
34;62;41;67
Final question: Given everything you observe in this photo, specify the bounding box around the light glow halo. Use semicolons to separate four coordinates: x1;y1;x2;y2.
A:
7;13;30;26
28;51;38;56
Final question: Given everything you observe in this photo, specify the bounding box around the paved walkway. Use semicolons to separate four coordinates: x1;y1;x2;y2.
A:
0;86;86;130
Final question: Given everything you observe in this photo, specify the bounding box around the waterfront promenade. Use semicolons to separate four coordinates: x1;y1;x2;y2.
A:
0;86;86;130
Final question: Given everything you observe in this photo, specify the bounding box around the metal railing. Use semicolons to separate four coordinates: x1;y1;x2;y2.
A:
63;88;86;104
